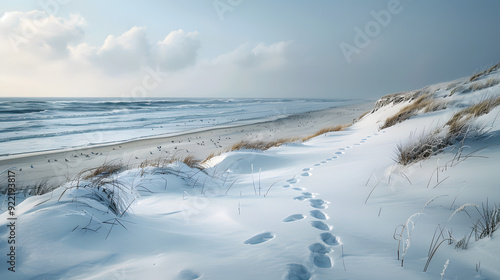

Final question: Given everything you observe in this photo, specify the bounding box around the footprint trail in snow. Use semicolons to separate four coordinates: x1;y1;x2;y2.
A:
282;134;381;277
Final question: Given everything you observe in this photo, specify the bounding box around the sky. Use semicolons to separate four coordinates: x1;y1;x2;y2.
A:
1;0;500;100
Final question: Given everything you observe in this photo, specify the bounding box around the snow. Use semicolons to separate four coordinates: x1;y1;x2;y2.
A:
1;69;500;279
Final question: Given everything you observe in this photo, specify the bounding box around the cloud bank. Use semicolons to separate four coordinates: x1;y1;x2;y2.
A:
0;10;298;98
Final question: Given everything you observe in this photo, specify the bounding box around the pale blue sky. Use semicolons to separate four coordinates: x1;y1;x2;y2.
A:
1;1;500;99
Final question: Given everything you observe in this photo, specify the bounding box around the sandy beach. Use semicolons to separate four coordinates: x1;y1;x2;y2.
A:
0;102;374;189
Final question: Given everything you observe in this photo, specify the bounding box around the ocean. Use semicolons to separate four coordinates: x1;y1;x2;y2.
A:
0;98;361;156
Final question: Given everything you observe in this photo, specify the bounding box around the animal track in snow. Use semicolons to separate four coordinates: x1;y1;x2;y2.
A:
301;172;312;177
283;184;292;188
244;232;275;245
283;214;306;222
320;232;340;246
310;210;328;220
287;178;300;184
310;199;328;209
177;269;202;280
294;195;307;201
302;168;312;171
309;243;332;254
311;221;332;231
312;253;332;268
284;264;311;280
335;151;344;155
293;187;305;191
309;243;333;268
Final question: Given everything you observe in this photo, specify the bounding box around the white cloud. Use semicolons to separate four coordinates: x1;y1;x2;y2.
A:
0;10;85;58
0;10;303;98
70;28;201;75
213;41;293;69
155;29;201;71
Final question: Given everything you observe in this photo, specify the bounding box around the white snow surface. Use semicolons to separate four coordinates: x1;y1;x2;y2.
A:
2;69;500;279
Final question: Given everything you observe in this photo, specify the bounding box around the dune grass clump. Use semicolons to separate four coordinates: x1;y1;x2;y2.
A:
182;155;201;169
381;94;441;129
201;150;225;165
230;137;301;151
396;130;450;166
302;124;350;141
396;95;500;166
473;201;500;241
452;78;500;96
446;95;500;136
82;161;124;180
28;179;56;196
469;62;500;82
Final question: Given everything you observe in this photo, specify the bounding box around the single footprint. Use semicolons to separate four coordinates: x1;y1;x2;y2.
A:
335;151;344;155
293;187;305;191
244;232;275;245
284;264;311;280
177;269;202;280
310;210;328;220
283;184;292;188
301;172;312;177
320;161;327;164
309;243;332;254
338;148;345;150
283;214;306;222
320;232;340;246
345;146;352;149
294;195;307;201
311;221;332;231
311;253;333;268
302;192;313;198
287;178;300;184
310;199;328;209
313;163;321;166
302;168;312;171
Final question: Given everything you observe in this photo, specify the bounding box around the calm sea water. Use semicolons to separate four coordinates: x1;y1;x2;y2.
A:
0;98;360;156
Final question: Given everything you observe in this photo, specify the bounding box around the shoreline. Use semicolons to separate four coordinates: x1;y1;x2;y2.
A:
0;101;374;188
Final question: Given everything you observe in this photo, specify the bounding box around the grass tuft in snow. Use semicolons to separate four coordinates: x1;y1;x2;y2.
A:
473;200;500;241
469;61;500;82
82;160;124;180
381;94;445;129
59;161;138;217
423;224;452;272
28;179;56;196
395;130;450;166
446;95;500;136
230;137;301;151
302;124;350;141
